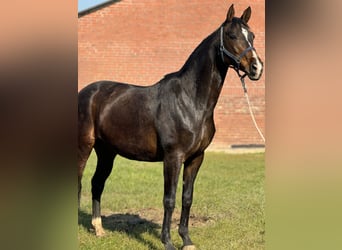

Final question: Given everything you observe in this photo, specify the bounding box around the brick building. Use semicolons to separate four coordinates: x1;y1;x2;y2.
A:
78;0;265;149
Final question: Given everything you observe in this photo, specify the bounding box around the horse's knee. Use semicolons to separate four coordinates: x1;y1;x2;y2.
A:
182;197;192;208
163;197;175;210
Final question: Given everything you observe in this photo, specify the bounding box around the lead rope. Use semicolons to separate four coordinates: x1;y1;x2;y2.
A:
219;26;265;143
240;76;266;143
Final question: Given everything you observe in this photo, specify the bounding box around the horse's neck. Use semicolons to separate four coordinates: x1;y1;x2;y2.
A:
180;32;228;112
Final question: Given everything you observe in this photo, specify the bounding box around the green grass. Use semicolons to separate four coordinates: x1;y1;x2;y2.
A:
78;152;265;249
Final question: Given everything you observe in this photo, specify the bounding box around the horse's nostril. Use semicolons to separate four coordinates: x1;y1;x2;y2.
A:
251;63;258;71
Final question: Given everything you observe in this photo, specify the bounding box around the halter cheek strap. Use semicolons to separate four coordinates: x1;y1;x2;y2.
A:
219;26;255;80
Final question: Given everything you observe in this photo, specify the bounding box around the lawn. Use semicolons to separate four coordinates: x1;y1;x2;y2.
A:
78;152;265;249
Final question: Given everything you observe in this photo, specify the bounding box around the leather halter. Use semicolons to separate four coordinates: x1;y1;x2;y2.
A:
219;26;255;79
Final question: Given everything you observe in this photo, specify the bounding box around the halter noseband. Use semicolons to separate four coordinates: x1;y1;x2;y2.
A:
219;26;255;81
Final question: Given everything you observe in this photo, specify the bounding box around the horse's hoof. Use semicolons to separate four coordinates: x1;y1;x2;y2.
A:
95;228;106;237
182;245;196;250
164;242;176;250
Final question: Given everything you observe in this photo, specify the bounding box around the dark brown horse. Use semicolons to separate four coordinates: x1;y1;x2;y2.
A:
78;4;263;250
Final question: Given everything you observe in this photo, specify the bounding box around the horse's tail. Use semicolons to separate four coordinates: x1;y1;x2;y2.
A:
78;83;99;209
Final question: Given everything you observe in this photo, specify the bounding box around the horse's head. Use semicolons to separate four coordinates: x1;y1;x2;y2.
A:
220;4;263;81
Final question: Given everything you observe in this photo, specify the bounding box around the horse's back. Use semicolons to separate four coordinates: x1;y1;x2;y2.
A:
78;80;137;120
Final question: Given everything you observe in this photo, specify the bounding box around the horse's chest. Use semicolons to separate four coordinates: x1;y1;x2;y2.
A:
185;118;215;155
156;106;216;156
198;119;215;147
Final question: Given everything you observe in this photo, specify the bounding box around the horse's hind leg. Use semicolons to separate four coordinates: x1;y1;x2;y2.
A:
91;140;116;236
78;135;95;209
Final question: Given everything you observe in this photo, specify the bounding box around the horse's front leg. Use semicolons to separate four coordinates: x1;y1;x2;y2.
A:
161;154;182;250
178;153;204;250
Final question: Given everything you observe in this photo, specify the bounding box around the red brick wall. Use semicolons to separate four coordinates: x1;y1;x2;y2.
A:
78;0;265;149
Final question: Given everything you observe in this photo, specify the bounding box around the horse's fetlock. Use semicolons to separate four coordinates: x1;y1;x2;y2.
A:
178;225;188;236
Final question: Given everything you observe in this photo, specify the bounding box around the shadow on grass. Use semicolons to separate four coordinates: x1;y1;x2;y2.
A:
78;210;162;250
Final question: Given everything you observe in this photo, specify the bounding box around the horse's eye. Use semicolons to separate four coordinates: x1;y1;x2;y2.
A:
228;33;237;39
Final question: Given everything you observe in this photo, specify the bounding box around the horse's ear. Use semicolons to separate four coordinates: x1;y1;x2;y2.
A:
226;4;235;22
241;6;251;23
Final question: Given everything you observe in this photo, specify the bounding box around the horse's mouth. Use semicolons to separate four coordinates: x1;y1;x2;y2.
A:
248;68;263;81
248;73;261;81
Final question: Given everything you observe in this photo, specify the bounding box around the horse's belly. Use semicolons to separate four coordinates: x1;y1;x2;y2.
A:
113;132;162;162
98;119;162;161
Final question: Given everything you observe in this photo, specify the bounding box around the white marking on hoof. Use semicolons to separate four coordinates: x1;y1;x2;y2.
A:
92;217;106;237
182;245;196;250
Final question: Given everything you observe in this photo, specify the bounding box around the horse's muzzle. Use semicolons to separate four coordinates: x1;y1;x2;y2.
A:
248;60;263;81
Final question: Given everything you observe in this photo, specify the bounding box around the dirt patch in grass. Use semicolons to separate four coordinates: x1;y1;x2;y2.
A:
102;207;214;230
